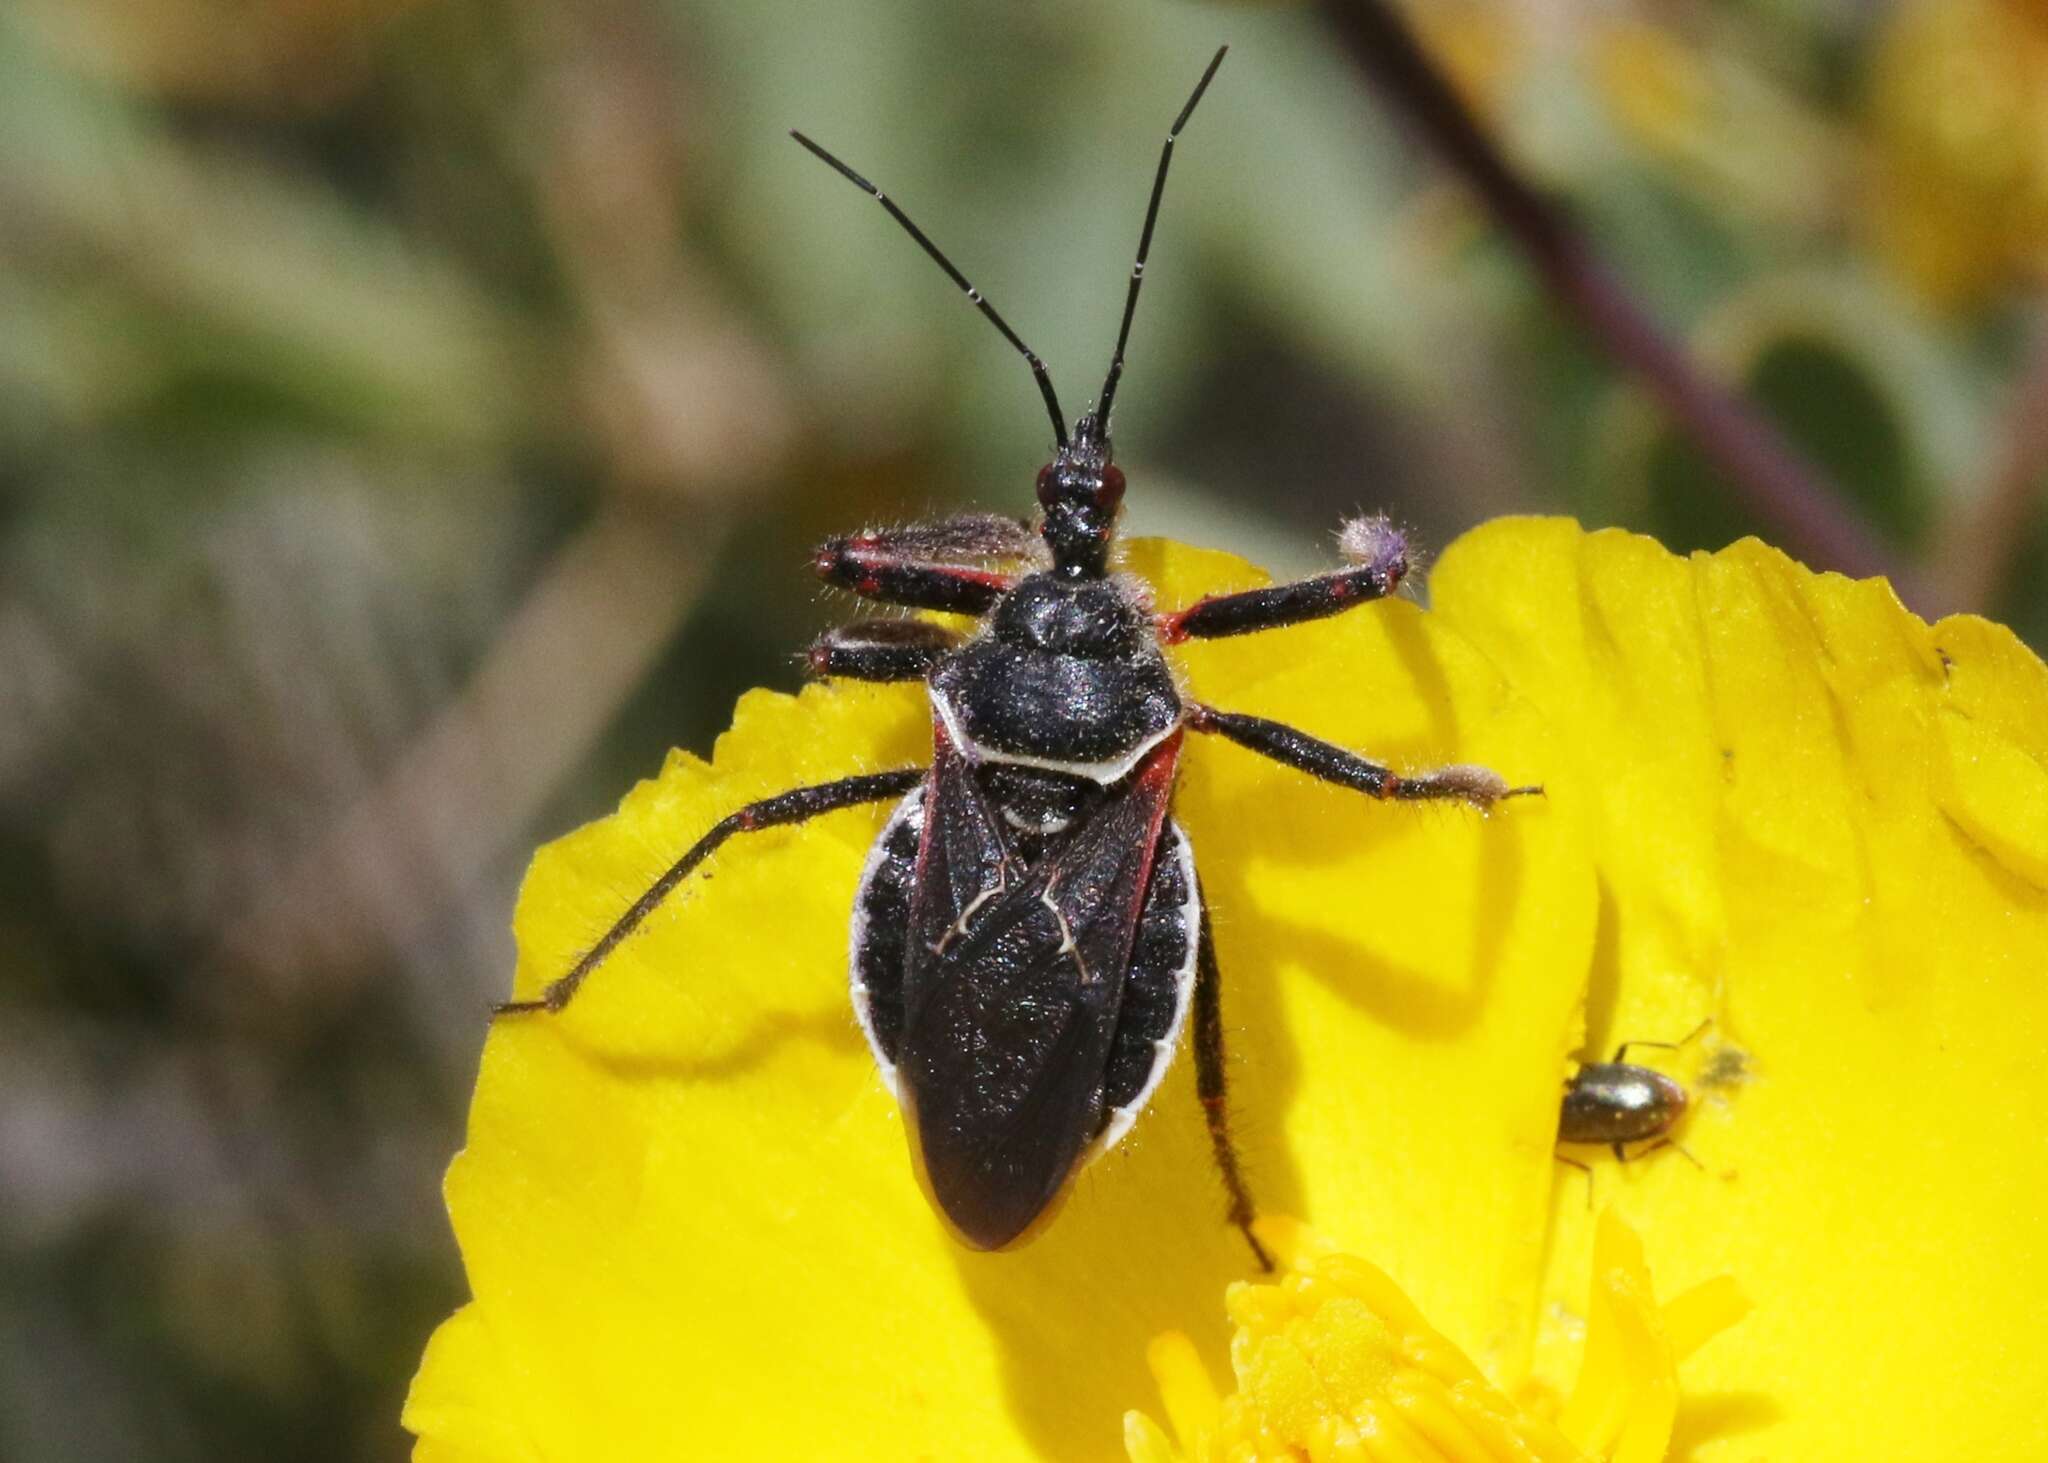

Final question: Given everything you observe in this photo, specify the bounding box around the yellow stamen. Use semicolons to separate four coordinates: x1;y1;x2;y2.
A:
1126;1214;1746;1463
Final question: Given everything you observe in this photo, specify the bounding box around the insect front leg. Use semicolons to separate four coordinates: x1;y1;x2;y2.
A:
813;514;1043;614
806;621;961;682
1186;703;1540;808
1612;1018;1713;1065
1194;900;1273;1272
496;769;925;1016
1161;516;1408;642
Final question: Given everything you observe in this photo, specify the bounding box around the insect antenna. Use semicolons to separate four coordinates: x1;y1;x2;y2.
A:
1093;44;1228;430
790;130;1070;448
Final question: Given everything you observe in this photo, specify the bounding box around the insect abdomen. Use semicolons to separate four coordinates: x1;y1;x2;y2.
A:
847;791;1197;1154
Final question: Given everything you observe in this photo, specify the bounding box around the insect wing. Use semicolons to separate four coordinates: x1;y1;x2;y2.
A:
1559;1062;1683;1146
905;716;1018;946
898;735;1181;1249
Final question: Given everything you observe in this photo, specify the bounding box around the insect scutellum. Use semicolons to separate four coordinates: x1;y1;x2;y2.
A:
498;45;1540;1271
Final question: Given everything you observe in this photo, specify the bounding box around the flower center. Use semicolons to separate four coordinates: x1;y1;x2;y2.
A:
1125;1215;1748;1463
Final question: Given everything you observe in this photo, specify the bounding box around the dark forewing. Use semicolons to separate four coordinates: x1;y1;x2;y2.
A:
898;734;1181;1249
906;716;1016;946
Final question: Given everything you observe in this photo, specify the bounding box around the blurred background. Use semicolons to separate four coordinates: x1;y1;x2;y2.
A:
2;0;2045;1456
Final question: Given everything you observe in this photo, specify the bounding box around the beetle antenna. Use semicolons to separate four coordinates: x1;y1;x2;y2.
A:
791;130;1070;449
1094;44;1227;430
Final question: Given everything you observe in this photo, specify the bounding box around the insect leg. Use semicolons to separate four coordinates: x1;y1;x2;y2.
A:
495;768;926;1016
1194;899;1273;1272
1617;1136;1706;1171
1553;1151;1595;1211
813;522;1028;613
806;621;961;682
1612;1017;1713;1065
1161;516;1407;642
1187;704;1540;809
837;513;1041;562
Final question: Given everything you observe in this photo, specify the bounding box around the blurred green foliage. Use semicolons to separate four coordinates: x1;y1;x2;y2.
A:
2;0;2045;1458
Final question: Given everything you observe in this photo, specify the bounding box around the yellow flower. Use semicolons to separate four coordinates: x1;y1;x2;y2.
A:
1865;0;2048;310
1124;1212;1748;1463
405;520;2048;1460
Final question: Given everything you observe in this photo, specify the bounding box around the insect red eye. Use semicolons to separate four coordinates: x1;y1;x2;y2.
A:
1035;465;1056;507
1095;465;1126;511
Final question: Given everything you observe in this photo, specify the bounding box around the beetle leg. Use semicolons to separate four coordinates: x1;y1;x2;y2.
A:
1612;1017;1713;1065
1160;515;1407;642
1611;1136;1706;1171
806;621;961;682
1186;703;1541;809
1194;898;1273;1272
1554;1151;1595;1211
495;769;926;1016
813;514;1041;614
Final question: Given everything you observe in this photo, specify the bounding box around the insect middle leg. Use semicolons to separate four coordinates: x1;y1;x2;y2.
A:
1194;899;1273;1272
1186;703;1539;809
1161;515;1409;642
496;769;925;1016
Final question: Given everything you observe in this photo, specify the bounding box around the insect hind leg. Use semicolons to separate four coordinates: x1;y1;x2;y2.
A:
1615;1136;1706;1170
1193;899;1272;1272
495;768;925;1016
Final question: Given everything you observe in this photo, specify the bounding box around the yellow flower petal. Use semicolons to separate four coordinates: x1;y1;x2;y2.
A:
1124;1214;1741;1463
408;518;2048;1459
407;532;1592;1459
1431;519;2048;1457
1136;539;1596;1383
1865;0;2048;310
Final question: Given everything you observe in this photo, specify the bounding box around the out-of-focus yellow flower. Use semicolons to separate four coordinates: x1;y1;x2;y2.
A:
1124;1213;1747;1463
1866;0;2048;310
1588;19;1839;231
406;521;2048;1460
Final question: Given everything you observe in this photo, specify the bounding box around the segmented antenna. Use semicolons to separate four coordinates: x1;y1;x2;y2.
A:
1095;45;1228;430
790;130;1070;449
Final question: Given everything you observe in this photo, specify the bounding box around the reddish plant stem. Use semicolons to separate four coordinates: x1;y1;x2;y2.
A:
1928;322;2048;613
1319;0;1917;600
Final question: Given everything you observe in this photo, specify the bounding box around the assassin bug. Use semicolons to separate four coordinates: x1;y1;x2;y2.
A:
498;46;1536;1266
1555;1020;1712;1184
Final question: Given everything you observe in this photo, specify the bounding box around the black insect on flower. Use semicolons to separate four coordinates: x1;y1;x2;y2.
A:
498;47;1537;1269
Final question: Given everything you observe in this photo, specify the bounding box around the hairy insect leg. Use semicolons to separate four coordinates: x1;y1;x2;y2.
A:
1187;703;1541;808
813;515;1042;614
1162;516;1409;642
1194;899;1272;1272
495;769;925;1017
848;513;1043;562
806;621;961;682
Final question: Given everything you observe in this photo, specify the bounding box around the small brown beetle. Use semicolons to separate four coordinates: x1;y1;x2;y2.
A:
1556;1019;1711;1185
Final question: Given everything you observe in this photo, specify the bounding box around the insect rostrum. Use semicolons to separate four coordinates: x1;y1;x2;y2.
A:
497;46;1537;1270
